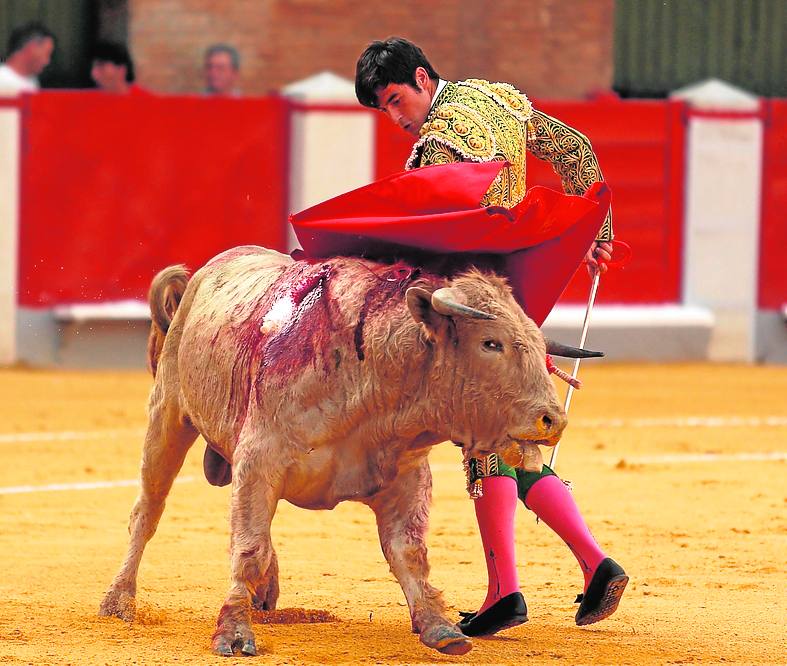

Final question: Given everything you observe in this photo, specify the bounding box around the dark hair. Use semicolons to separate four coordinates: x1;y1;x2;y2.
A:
205;43;240;70
355;37;440;108
7;21;55;57
92;41;135;82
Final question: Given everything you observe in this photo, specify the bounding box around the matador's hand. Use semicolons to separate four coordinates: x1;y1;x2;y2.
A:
584;241;613;276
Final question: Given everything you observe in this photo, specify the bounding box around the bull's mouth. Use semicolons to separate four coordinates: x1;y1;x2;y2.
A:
498;438;552;472
512;438;551;446
509;435;560;448
458;435;560;467
460;438;557;475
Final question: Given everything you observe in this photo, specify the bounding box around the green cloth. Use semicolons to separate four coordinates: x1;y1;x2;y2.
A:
496;458;518;480
516;464;557;503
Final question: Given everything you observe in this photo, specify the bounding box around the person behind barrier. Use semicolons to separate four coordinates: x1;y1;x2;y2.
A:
91;41;148;95
0;21;55;94
203;43;241;97
355;36;626;637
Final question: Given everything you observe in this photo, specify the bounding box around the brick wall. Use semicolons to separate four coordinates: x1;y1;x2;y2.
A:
130;0;613;98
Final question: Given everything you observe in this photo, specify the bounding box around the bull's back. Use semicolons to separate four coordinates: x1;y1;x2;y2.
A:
171;248;430;466
186;245;292;331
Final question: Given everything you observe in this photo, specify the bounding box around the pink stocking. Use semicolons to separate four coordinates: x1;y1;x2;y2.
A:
525;474;605;591
473;475;520;613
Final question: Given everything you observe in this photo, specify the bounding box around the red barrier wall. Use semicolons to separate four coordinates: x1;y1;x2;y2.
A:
375;99;686;305
19;93;289;306
759;100;787;309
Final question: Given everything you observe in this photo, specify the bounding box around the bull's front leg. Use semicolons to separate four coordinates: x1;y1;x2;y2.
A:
212;443;281;657
367;459;472;656
251;548;279;611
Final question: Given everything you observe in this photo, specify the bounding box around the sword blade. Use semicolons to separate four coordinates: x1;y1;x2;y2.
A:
548;270;601;471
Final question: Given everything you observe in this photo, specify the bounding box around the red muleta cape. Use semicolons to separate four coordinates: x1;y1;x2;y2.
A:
290;161;610;327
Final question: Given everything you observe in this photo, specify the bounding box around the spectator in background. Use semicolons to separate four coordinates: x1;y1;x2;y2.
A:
0;22;55;94
204;44;241;96
91;41;148;95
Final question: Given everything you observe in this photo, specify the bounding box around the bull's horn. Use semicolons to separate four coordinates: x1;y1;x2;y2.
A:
431;288;496;320
545;339;604;358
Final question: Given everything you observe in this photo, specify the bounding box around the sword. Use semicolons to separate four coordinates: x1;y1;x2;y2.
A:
547;239;630;474
548;269;601;473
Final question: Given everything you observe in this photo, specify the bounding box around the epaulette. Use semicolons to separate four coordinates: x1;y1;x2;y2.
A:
462;79;534;125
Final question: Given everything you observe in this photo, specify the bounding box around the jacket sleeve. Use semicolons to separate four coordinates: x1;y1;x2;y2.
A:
527;109;613;241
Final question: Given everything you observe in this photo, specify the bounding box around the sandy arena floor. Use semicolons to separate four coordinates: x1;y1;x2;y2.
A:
0;363;785;665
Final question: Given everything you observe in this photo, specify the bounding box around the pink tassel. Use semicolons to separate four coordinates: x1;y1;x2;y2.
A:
545;354;582;389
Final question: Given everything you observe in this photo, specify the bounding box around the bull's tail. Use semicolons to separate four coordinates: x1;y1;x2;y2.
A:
147;264;190;376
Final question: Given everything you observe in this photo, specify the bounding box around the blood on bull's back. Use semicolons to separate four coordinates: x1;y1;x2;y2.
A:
174;247;430;465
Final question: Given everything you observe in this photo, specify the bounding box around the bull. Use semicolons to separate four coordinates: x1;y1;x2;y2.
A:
99;245;594;657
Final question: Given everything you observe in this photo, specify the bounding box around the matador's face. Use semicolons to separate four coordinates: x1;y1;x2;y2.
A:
375;66;434;137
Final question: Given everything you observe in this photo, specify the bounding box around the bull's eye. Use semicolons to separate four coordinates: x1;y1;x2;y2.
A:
482;339;504;353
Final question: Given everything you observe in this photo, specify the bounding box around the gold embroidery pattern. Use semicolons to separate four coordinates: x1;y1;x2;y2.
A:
417;103;497;161
481;454;500;477
407;80;613;240
420;137;461;166
527;110;614;241
464;79;534;125
407;80;530;208
463;453;502;499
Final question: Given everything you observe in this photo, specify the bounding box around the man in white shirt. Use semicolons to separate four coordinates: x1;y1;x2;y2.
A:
0;22;55;95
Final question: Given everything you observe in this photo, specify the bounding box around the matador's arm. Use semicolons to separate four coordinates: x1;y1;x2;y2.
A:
527;109;613;241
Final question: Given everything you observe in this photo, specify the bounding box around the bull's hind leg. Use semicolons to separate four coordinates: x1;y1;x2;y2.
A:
368;459;472;656
99;380;198;620
212;438;281;657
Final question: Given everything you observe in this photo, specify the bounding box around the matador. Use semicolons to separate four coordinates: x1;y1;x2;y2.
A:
355;37;627;637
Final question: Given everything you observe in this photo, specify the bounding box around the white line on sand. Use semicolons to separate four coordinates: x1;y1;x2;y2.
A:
607;451;787;465
0;476;196;496
3;415;784;446
2;417;785;494
0;428;146;444
572;416;787;428
430;451;787;472
3;450;785;495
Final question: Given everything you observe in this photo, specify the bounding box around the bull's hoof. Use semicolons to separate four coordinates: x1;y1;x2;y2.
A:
98;588;136;622
420;624;473;656
212;624;258;657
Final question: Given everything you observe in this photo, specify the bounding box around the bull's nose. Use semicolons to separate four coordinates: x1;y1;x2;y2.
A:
537;411;566;437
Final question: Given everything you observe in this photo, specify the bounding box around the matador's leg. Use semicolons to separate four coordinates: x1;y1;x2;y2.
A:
458;455;527;637
517;465;628;626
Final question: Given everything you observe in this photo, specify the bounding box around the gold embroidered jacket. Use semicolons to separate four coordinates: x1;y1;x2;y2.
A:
406;79;613;241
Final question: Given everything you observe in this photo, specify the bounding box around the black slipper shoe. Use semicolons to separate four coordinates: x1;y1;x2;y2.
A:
575;557;628;626
457;592;528;637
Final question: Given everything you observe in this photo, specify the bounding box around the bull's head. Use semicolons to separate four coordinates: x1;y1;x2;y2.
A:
406;271;597;465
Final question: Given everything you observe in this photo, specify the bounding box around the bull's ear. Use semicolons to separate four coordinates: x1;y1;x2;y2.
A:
406;287;443;336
